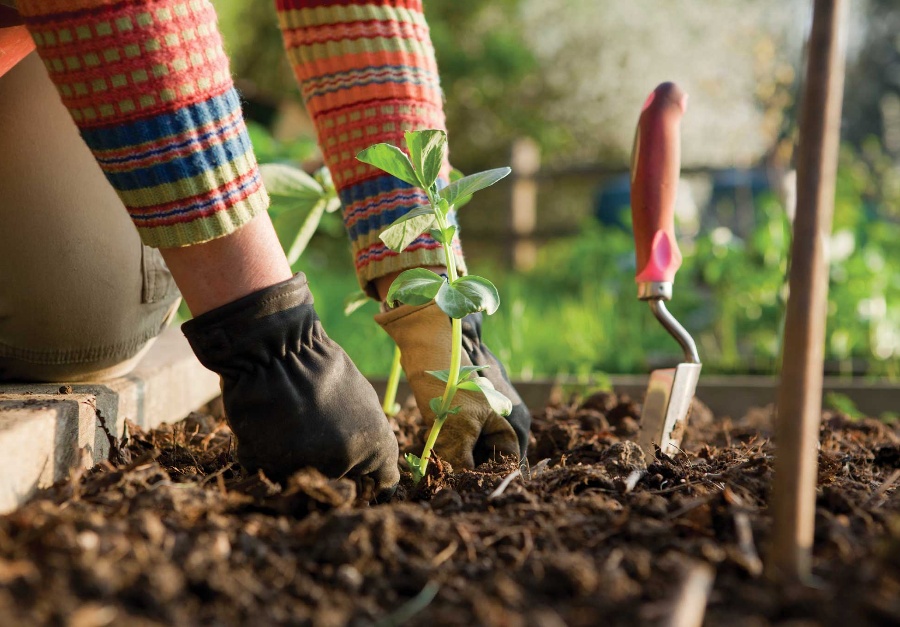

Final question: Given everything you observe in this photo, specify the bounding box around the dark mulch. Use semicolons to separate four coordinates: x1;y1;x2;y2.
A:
1;392;899;626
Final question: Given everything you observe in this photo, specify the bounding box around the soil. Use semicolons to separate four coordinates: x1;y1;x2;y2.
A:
1;392;899;627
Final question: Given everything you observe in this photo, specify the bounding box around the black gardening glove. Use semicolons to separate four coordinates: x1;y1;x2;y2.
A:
182;273;400;496
461;311;532;462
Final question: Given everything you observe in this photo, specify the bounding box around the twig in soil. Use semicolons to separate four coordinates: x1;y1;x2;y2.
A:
733;510;763;577
702;455;772;481
199;462;236;488
724;489;764;576
524;458;551;480
666;495;720;521
199;423;230;451
488;468;522;499
665;560;715;627
648;482;698;495
624;469;645;493
374;581;440;627
455;523;478;562
513;528;534;570
431;541;458;567
865;469;900;508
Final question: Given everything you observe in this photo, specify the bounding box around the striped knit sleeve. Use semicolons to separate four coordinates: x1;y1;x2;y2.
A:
276;0;466;293
17;0;269;249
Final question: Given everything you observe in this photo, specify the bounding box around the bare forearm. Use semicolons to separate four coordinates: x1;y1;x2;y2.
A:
159;212;291;316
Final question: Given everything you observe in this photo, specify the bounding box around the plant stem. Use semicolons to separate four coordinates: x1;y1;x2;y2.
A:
439;318;463;413
383;346;402;416
419;414;446;474
286;200;326;266
442;235;459;282
414;194;464;478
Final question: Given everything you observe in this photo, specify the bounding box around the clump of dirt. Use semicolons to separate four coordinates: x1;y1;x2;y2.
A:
1;393;898;626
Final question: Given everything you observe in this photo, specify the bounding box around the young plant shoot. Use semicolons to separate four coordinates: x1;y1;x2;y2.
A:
259;164;342;267
344;289;405;418
358;130;513;482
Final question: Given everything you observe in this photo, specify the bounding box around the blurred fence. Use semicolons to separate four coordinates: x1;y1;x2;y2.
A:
489;138;781;272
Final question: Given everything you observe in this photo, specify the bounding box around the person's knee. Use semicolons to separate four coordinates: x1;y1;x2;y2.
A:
0;289;180;383
0;52;181;382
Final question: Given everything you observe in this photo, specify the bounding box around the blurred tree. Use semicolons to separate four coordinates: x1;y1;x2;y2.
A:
212;0;301;122
843;0;900;160
423;0;564;170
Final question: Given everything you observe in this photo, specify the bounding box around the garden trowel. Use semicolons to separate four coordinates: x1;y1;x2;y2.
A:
630;82;701;461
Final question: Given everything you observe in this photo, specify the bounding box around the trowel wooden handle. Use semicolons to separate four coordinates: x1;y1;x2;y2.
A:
631;82;687;284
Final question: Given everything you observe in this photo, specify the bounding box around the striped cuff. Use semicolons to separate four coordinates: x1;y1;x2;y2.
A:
276;0;465;292
19;0;268;248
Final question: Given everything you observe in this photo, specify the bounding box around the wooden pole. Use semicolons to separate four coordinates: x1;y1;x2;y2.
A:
509;137;540;271
769;0;847;583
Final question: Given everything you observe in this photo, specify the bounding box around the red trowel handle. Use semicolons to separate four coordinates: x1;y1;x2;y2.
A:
631;82;687;286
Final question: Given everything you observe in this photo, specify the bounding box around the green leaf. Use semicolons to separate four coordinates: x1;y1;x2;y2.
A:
426;365;486;383
439;168;511;206
380;213;438;253
388;204;436;224
434;281;473;318
271;207;308;255
460;364;489;380
405;452;425;482
260;163;324;207
443;225;458;243
356;144;420;188
428;228;445;243
311;167;343;213
343;290;371;316
385;268;445;307
455;276;500;315
405;129;447;190
285;202;326;266
434;275;500;318
448;168;473;209
313;166;335;192
458;377;512;417
323;197;342;214
429;396;444;417
427;369;451;383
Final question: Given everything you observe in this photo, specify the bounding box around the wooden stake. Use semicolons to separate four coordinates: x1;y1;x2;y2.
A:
769;0;847;583
509;137;540;271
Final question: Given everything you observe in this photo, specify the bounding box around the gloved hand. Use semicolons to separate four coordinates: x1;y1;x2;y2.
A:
375;302;531;469
182;273;400;497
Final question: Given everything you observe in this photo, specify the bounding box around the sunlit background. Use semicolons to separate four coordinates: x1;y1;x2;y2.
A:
212;0;900;381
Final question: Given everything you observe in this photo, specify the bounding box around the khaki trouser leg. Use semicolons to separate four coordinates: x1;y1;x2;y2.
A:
0;53;181;382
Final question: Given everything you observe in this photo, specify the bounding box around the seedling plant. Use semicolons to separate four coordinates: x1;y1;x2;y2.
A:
358;129;513;482
259;163;342;267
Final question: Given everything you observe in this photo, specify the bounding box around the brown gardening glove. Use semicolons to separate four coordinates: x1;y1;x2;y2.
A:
376;302;531;469
182;273;400;498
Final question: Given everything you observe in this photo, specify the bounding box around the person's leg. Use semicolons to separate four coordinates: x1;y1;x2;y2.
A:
0;52;180;382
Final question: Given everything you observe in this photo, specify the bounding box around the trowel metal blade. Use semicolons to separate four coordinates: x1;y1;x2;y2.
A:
637;362;702;460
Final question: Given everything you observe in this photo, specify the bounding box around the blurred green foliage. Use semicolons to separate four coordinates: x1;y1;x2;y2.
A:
422;1;563;168
275;141;900;380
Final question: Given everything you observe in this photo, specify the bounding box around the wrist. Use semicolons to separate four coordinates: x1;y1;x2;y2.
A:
159;212;292;316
